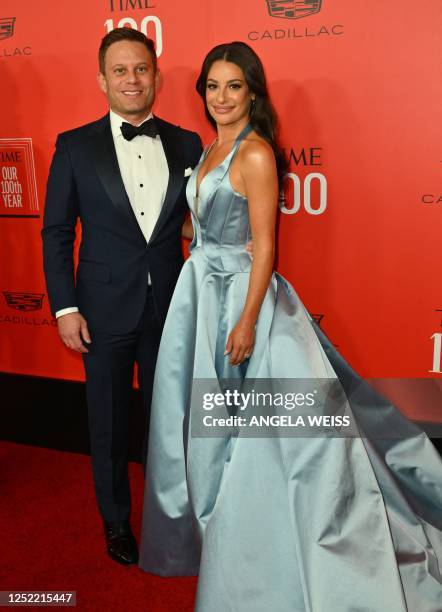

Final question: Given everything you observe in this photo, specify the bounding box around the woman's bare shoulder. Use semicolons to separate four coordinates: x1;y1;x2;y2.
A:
239;131;276;172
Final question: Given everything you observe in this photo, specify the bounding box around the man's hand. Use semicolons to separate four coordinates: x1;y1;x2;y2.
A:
182;217;194;240
57;312;91;353
246;240;253;258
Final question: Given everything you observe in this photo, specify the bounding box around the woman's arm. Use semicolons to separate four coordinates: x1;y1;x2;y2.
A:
225;140;278;365
182;215;194;240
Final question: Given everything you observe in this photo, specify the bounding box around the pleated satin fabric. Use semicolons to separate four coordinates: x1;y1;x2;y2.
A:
139;125;442;611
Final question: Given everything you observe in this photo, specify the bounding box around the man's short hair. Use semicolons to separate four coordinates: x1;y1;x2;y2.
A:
98;27;157;74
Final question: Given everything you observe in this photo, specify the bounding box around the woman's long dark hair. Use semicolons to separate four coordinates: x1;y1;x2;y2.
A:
196;41;287;186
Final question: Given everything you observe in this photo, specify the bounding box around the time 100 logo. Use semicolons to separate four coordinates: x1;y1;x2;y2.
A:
280;172;327;216
104;16;163;56
280;147;327;216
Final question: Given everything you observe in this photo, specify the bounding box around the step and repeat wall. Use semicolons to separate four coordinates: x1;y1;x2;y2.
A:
0;1;441;419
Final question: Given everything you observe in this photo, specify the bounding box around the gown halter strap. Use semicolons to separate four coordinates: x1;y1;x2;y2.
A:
219;123;254;179
230;123;253;158
236;123;253;142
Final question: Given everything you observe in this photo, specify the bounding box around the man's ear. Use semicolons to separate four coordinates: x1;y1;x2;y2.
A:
97;72;107;95
155;69;162;92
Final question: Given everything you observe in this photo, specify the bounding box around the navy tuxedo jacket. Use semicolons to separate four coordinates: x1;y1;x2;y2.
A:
42;113;202;334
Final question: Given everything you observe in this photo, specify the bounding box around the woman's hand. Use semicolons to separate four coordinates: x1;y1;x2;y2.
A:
225;319;255;365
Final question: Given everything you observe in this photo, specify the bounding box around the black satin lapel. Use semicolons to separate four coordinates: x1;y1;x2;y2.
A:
91;118;141;232
149;119;184;244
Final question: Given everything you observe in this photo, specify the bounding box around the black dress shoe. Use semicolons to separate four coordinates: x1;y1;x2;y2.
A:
103;521;139;565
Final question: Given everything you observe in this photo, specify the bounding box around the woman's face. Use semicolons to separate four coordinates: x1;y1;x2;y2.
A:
205;60;255;128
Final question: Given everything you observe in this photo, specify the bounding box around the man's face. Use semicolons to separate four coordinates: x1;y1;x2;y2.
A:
97;40;159;123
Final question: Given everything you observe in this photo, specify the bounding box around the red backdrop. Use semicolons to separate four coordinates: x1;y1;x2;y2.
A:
0;1;441;420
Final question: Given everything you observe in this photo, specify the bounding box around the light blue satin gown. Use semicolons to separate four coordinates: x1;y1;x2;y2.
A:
140;125;442;611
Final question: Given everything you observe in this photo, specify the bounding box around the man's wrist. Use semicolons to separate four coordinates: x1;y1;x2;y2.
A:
55;307;79;319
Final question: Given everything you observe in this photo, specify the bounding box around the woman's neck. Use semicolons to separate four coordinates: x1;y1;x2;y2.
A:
216;118;250;145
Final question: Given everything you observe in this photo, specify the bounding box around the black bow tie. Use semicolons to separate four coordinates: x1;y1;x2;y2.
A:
120;118;158;141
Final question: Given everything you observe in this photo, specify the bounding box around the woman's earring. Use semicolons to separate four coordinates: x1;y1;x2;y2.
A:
250;98;256;116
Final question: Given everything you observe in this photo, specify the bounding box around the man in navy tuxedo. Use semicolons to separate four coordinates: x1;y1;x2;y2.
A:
42;28;202;565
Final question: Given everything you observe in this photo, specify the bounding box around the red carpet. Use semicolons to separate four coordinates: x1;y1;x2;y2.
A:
0;442;197;611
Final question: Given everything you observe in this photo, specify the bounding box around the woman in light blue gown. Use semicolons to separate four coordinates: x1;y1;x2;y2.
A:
139;42;442;611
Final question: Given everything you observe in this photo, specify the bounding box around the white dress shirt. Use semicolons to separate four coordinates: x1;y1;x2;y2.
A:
56;109;169;319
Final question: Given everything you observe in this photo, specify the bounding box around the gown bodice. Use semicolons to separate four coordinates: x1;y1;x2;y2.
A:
186;124;253;274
